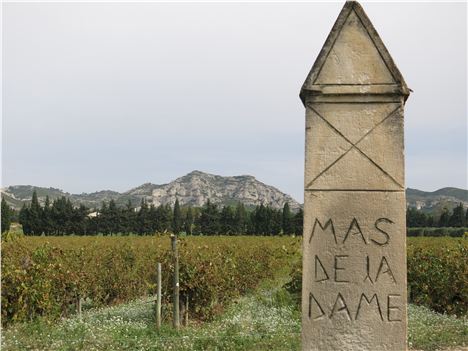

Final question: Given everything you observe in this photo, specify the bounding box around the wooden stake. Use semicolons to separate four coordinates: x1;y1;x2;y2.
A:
171;234;180;331
184;294;189;326
76;295;82;319
156;262;162;330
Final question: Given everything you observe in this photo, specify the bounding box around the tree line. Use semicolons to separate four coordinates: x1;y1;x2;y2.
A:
4;191;303;236
3;191;466;235
406;203;467;228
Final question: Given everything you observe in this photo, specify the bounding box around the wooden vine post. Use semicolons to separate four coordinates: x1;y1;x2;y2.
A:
156;262;162;330
184;295;189;326
171;234;180;331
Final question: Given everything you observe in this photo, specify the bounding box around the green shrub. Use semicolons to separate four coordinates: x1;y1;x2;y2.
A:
285;237;467;316
1;235;300;326
407;238;467;316
407;227;467;237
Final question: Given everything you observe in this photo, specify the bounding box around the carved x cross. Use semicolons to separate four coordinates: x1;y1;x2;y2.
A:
305;104;404;190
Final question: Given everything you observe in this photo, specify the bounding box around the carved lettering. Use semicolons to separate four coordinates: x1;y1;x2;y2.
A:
307;293;403;323
355;293;383;321
387;294;402;322
309;217;396;246
329;293;351;320
334;255;349;283
376;256;396;283
343;218;366;244
309;293;326;320
314;255;329;282
364;256;373;284
309;218;337;244
371;218;393;246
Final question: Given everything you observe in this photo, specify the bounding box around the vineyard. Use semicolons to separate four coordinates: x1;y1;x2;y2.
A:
2;235;467;328
1;235;301;326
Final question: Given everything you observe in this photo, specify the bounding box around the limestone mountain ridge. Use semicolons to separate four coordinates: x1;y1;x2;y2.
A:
2;172;466;213
2;171;301;211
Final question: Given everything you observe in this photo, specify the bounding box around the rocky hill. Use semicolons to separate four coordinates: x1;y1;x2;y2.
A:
406;187;468;214
1;171;301;211
3;173;466;214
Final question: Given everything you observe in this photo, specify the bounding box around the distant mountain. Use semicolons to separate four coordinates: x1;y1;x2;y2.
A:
3;174;466;214
1;171;301;211
406;187;468;215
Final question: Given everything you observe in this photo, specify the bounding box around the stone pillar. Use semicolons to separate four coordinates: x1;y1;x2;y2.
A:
300;2;410;350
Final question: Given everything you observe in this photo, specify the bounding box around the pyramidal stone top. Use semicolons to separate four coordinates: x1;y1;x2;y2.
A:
300;1;410;105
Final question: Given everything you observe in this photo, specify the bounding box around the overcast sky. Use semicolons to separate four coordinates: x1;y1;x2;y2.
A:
2;2;467;201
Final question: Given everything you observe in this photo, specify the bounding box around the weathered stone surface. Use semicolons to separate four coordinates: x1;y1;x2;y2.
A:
300;1;410;350
302;192;406;350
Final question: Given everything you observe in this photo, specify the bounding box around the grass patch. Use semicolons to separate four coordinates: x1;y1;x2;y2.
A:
408;304;467;351
2;286;466;351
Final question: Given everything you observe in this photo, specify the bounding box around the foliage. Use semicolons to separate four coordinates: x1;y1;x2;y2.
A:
285;237;468;316
407;204;467;228
282;202;293;234
185;206;194;235
449;203;466;227
407;237;467;316
1;236;300;326
2;197;12;233
407;227;467;237
17;193;303;236
172;199;182;234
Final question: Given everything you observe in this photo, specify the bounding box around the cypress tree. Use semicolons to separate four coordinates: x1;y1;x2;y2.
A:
271;208;282;236
185;206;193;235
42;196;52;234
220;205;235;235
234;202;246;234
282;202;292;234
19;203;31;235
173;199;182;234
406;207;416;227
1;197;12;233
154;205;164;232
246;210;255;235
64;198;74;234
148;204;158;233
198;200;220;235
73;204;88;234
293;208;304;235
252;204;268;235
142;199;151;235
438;207;450;227
449;203;465;227
124;200;135;234
29;191;42;235
137;199;151;235
98;201;108;234
163;204;173;232
108;199;119;234
426;214;434;227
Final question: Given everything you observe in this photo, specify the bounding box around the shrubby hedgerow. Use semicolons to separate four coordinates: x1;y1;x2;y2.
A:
285;237;467;316
407;237;467;315
1;235;300;326
3;236;465;327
